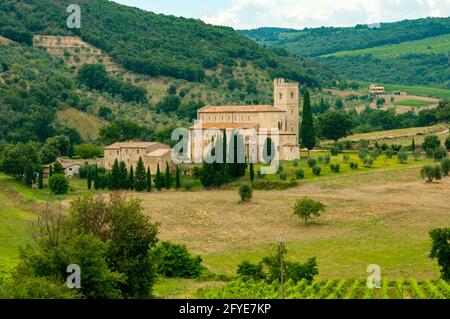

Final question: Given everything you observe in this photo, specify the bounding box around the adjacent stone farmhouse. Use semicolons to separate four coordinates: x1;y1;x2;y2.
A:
104;142;174;173
188;78;300;162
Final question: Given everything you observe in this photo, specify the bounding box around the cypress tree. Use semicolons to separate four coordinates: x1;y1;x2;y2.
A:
134;157;146;191
175;165;181;189
38;166;44;189
146;167;152;192
165;162;171;190
93;165;99;190
128;165;134;190
118;161;128;189
87;165;92;190
111;159;120;190
24;164;34;187
49;164;53;177
301;89;315;157
249;162;255;182
155;164;161;191
412;138;416;152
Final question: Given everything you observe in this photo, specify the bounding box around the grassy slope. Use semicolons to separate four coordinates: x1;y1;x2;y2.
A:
55;108;106;141
324;34;450;58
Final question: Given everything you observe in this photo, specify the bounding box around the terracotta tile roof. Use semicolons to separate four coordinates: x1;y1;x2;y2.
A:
189;123;259;129
145;148;172;157
105;142;160;149
198;105;284;113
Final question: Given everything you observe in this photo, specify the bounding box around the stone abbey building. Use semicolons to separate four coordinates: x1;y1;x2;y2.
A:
189;78;300;162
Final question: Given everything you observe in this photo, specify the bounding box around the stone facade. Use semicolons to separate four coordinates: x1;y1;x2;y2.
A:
104;142;174;173
189;78;300;162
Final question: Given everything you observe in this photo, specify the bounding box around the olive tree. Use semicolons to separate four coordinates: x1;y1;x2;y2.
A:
293;197;326;224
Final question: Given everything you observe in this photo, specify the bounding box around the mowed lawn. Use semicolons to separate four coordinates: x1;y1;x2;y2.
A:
137;162;449;281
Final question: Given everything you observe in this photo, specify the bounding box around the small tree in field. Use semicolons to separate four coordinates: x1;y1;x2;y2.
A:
249;163;255;182
420;165;442;183
239;182;253;202
441;158;450;176
397;150;408;164
293;197;326;224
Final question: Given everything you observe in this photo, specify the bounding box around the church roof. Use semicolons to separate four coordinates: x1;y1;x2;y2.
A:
198;105;284;113
105;142;161;149
190;123;259;130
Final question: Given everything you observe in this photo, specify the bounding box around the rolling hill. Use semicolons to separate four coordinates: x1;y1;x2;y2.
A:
240;18;450;90
0;0;340;147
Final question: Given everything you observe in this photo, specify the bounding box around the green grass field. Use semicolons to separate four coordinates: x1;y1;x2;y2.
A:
0;150;448;298
325;34;450;58
394;99;433;107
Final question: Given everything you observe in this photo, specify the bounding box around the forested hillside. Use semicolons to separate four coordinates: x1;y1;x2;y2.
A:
240;18;450;89
0;0;334;88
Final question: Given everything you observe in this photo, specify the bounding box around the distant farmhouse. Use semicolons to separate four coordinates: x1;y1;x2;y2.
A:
369;84;386;95
104;142;174;173
188;78;301;162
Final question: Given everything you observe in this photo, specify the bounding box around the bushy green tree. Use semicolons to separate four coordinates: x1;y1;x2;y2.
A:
48;174;69;195
153;242;202;279
441;158;450;176
293;197;326;223
429;228;450;281
420;165;442;183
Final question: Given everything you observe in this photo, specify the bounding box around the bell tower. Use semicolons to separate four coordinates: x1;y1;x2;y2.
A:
273;78;299;141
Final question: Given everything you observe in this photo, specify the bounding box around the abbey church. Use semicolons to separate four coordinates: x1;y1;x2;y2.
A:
189;78;301;161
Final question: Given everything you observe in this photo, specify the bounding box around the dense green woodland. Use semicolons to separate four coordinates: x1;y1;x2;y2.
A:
240;18;450;89
240;18;450;57
0;0;334;88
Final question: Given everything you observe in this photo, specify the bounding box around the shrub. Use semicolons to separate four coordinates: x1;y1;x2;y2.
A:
370;149;380;159
434;148;448;161
153;242;202;278
441;158;450;176
292;160;299;167
330;163;340;173
358;149;368;161
349;162;358;170
397;150;408;164
295;169;305;180
420;165;442;183
363;156;374;167
422;135;441;153
279;172;288;181
330;146;340;156
239;182;253;202
307;158;316;168
237;261;265;281
413;150;421;161
293;197;326;223
48;174;69;194
182;180;195;191
312;166;321;176
385;149;394;159
324;155;331;165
